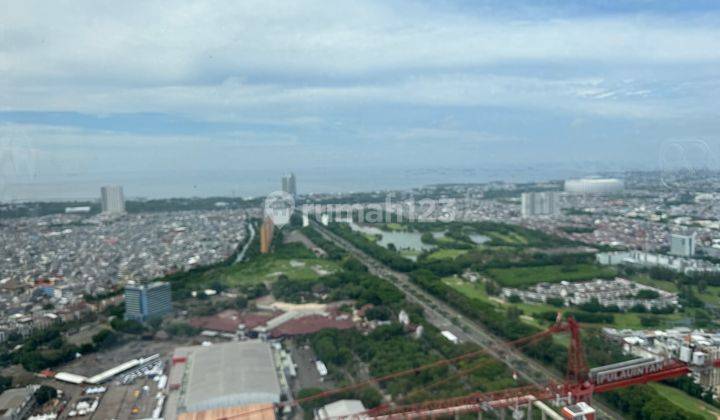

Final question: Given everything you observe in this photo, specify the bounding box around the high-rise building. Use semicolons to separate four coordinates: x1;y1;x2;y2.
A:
101;185;126;214
124;281;172;322
670;233;696;257
521;192;560;217
260;217;274;254
282;173;297;196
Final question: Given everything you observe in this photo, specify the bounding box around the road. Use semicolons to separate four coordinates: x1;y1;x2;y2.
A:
310;220;621;419
235;222;256;263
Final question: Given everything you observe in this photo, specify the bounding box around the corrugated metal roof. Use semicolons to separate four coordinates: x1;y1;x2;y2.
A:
182;341;281;414
54;372;88;384
178;403;275;420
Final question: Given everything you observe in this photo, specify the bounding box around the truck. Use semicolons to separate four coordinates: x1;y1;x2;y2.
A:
441;330;459;344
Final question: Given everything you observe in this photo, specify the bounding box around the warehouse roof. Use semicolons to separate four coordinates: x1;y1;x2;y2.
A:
178;403;275;420
316;399;367;420
181;341;281;414
0;386;38;417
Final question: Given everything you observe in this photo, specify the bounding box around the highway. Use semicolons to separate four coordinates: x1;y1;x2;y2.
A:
310;220;621;419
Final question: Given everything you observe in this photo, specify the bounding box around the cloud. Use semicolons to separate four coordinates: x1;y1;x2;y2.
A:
1;0;719;178
2;1;719;87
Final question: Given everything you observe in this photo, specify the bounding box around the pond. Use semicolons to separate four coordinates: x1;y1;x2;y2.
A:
431;231;447;239
348;222;435;253
468;233;491;244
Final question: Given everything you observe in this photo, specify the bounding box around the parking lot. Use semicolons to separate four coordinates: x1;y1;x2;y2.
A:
42;338;190;419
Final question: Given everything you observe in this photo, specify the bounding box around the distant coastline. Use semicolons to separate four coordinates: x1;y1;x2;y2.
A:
0;164;616;203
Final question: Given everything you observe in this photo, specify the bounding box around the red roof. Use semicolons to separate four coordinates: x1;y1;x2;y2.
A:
269;315;355;338
189;316;240;333
189;310;279;333
242;313;279;329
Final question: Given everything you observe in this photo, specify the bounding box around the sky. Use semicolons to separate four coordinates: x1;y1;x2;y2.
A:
1;0;720;198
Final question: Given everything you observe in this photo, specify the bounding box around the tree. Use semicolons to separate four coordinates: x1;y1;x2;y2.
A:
484;281;500;296
546;297;565;307
635;289;660;299
640;316;660;327
0;376;11;394
235;295;248;309
508;294;522;303
698;279;707;293
34;385;57;405
290;213;303;228
506;306;522;321
164;322;200;337
92;329;119;350
342;257;368;273
110;318;145;334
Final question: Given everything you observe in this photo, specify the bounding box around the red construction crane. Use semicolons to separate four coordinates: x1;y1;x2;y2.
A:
222;315;700;420
363;315;693;419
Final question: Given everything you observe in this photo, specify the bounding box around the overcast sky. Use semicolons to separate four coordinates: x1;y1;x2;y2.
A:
1;0;720;194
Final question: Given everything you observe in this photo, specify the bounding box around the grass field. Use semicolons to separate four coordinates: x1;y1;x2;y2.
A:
400;249;422;260
697;285;720;306
443;275;683;330
426;249;469;261
486;231;528;245
633;274;720;307
222;257;340;286
441;277;560;331
631;274;679;293
442;276;493;301
384;223;405;231
649;383;720;420
487;264;616;287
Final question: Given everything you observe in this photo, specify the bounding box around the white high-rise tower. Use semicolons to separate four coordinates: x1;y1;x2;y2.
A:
101;185;126;214
521;191;559;218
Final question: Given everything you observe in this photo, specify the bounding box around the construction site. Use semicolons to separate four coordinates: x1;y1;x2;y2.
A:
244;315;717;420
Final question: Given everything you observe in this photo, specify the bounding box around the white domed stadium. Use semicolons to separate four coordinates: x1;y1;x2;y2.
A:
564;178;624;194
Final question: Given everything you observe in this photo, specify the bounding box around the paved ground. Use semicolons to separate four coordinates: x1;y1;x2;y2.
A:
45;338;185;420
60;339;179;377
286;340;333;392
283;230;319;250
66;323;107;346
89;377;159;420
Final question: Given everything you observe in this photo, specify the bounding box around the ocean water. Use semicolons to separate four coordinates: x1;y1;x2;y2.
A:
0;165;599;202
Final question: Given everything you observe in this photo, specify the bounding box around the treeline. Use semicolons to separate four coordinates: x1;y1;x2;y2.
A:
407;269;703;420
604;386;704;420
125;196;262;213
0;314;148;372
535;310;614;324
620;266;711;310
301;226;345;260
272;258;403;307
626;264;720;289
307;323;516;407
83;288;123;302
0;196;264;219
0;201;99;219
0;327;79;371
